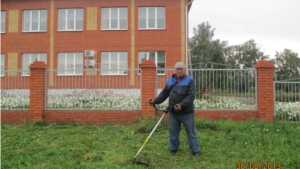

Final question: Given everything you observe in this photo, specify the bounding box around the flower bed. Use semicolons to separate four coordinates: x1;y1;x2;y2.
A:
275;102;300;121
1;96;299;122
0;96;29;109
156;98;255;110
47;95;141;110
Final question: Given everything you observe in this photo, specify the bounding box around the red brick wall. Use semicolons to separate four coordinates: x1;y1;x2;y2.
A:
43;110;142;125
1;0;185;70
255;60;275;122
0;75;29;89
1;0;51;68
1;110;142;125
29;61;48;122
45;71;142;89
52;0;132;69
1;110;29;124
141;60;156;116
135;0;184;68
194;110;258;121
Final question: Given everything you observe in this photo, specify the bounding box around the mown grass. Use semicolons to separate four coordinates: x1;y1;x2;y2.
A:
1;118;300;169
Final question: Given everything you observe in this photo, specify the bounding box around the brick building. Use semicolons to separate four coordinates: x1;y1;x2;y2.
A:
1;0;193;80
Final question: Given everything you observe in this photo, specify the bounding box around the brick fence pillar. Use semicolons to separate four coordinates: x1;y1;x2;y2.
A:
255;60;275;122
141;60;156;116
29;61;48;122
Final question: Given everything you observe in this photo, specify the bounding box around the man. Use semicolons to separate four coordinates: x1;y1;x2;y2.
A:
149;62;200;156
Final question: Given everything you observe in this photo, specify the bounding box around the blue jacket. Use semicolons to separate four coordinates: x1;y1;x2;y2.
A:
154;74;195;115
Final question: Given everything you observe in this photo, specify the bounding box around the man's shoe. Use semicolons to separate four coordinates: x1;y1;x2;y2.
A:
170;150;177;156
193;152;200;157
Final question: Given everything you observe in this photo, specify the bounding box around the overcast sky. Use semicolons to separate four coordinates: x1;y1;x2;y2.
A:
189;0;300;58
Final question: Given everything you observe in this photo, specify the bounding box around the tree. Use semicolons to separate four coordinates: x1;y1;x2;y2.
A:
274;49;300;81
189;22;227;69
224;39;269;68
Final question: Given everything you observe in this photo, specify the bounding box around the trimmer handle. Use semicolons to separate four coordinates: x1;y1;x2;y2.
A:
149;98;168;115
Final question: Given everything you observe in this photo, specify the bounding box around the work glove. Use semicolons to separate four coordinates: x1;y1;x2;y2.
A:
148;99;155;106
174;104;182;111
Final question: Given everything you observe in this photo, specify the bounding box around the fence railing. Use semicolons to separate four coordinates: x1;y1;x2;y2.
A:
0;68;260;111
0;70;30;109
274;81;300;123
156;68;257;110
45;69;141;110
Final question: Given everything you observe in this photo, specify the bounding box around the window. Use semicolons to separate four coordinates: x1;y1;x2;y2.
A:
1;11;5;33
22;53;47;76
58;52;83;75
101;52;127;75
101;7;127;30
22;10;47;32
1;54;4;76
138;51;165;74
58;8;83;31
138;7;165;29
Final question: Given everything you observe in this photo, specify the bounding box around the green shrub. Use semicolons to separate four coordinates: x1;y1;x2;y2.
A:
275;91;300;102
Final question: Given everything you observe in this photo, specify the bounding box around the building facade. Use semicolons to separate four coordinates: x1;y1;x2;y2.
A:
1;0;192;80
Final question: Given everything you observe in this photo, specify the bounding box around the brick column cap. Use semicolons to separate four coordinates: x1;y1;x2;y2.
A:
29;61;48;69
141;60;156;68
254;60;275;69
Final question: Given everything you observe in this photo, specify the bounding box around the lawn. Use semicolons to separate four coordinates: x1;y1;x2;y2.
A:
1;118;300;169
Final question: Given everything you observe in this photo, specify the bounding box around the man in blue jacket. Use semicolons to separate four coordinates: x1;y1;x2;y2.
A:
149;62;200;156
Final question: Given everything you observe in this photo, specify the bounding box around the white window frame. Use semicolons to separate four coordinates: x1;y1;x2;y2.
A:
138;7;165;30
101;52;128;75
22;9;47;32
1;54;4;77
138;51;166;75
1;11;5;33
22;53;47;76
101;7;127;30
58;8;83;31
57;52;83;76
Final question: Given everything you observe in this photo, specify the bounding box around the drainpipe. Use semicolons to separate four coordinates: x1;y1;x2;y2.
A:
186;0;194;75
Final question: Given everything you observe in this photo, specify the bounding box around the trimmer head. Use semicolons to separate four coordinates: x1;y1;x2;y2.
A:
130;158;136;164
130;158;150;166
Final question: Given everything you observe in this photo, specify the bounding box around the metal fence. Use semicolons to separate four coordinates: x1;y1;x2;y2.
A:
45;69;141;110
156;68;257;110
0;68;259;111
274;81;300;123
0;70;30;109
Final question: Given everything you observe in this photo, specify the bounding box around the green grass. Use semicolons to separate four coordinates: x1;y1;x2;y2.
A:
2;118;300;169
